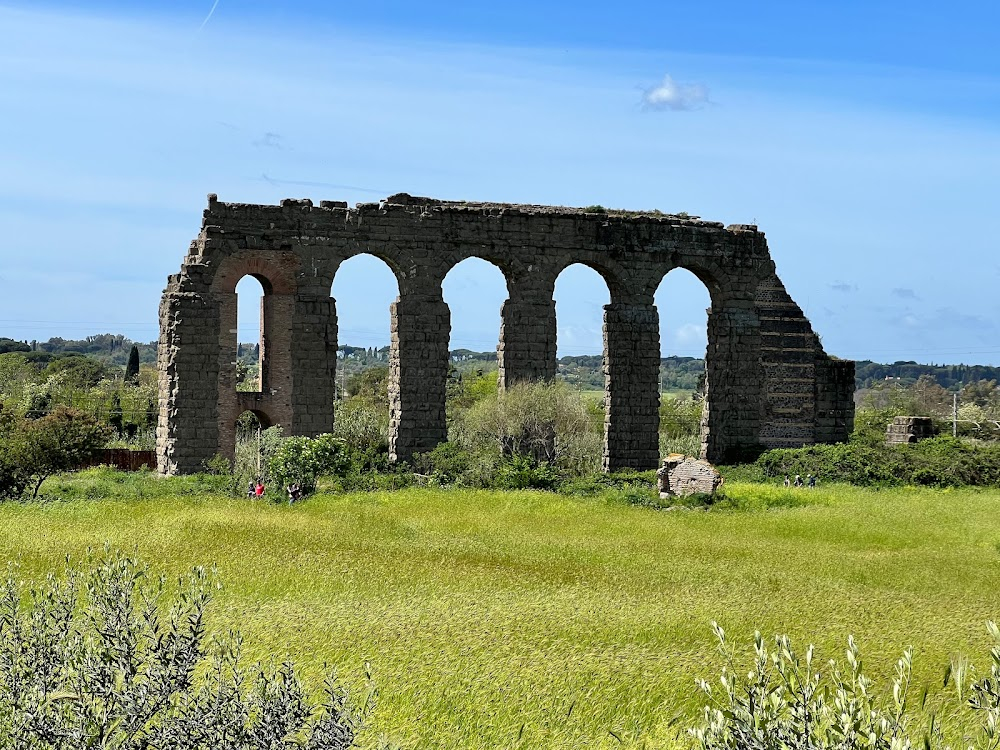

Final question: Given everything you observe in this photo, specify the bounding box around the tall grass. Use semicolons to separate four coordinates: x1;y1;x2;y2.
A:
5;473;1000;748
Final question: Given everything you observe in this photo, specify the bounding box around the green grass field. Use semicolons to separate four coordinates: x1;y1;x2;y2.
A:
5;472;1000;748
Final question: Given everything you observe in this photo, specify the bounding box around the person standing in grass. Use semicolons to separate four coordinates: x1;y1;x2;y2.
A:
254;480;265;498
794;474;803;488
783;474;790;487
808;473;817;489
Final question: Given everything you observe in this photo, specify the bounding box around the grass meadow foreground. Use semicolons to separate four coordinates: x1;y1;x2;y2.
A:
4;472;1000;748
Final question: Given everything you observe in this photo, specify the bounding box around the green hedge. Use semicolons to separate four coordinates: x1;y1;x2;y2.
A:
733;436;1000;487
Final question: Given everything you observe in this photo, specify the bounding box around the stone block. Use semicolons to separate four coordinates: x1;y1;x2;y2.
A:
657;455;724;498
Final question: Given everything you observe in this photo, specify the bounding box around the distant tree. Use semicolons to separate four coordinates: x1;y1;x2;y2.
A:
0;403;31;498
43;354;108;390
109;392;124;437
144;397;158;430
345;366;389;404
0;339;30;355
960;379;1000;411
125;344;140;383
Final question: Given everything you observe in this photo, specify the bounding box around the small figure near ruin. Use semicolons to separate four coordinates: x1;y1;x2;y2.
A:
657;454;723;499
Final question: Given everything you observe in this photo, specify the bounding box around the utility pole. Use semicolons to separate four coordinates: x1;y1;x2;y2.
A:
257;421;262;478
953;392;958;438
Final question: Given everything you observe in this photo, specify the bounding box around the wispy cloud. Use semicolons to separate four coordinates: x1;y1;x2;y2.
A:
829;281;858;293
259;174;387;194
197;0;221;33
641;73;709;111
892;287;919;299
252;131;283;149
675;322;705;345
933;307;996;333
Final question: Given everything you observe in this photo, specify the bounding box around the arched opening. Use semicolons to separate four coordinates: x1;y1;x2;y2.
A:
552;263;612;473
442;257;509;404
331;254;399;399
654;268;712;457
553;263;611;387
235;275;267;391
330;254;399;463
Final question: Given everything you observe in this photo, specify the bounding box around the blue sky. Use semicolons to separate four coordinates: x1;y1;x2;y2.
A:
1;1;999;363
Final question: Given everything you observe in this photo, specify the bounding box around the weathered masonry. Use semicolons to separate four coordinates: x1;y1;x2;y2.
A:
157;193;854;474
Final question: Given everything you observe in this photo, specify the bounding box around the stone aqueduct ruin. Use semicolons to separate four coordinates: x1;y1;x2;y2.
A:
157;193;854;475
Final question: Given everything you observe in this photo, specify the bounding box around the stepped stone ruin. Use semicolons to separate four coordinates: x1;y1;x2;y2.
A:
886;416;935;445
157;193;855;475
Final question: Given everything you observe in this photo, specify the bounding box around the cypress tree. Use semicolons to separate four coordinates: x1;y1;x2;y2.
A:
125;345;140;383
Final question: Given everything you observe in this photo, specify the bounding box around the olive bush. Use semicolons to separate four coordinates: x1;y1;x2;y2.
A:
0;548;366;749
691;621;1000;750
692;623;915;750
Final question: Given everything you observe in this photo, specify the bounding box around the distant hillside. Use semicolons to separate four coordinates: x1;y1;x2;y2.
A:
0;335;157;366
5;335;1000;393
853;360;1000;390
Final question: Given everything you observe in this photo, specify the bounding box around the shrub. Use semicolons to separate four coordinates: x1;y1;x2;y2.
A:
740;436;1000;488
451;381;601;473
412;442;477;485
234;425;285;491
269;434;350;496
331;399;390;473
0;547;365;748
0;406;110;499
493;454;560;491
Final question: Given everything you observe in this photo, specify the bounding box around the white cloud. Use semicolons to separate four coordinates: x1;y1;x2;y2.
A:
641;74;709;111
675;323;705;345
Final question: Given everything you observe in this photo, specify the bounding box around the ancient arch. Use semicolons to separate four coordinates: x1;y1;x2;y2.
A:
157;193;854;474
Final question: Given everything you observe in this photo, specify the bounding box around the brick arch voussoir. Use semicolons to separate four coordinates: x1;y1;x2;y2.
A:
439;249;521;297
634;261;716;309
235;404;274;430
211;252;299;296
331;242;412;291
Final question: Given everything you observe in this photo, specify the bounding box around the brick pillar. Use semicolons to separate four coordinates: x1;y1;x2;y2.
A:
389;294;450;462
498;294;556;388
157;283;221;474
602;302;660;472
702;305;764;463
290;294;338;437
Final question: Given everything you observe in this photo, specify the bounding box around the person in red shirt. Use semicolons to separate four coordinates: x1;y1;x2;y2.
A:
254;481;265;497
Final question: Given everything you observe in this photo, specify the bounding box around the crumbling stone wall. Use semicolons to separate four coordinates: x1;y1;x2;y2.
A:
657;455;724;497
157;193;854;474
